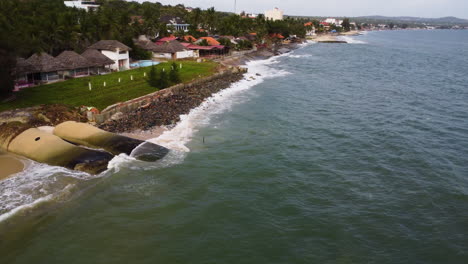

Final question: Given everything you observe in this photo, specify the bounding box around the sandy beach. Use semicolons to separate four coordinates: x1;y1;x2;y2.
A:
310;31;362;43
0;152;25;180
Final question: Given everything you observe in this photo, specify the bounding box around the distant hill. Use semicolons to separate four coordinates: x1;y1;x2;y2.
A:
357;16;468;24
288;15;468;26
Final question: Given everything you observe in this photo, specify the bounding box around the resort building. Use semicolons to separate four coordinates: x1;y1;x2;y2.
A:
63;1;100;11
324;18;343;27
88;40;131;71
25;53;67;84
181;43;228;58
81;49;115;74
160;15;190;32
140;40;198;60
265;8;283;21
56;51;94;78
14;58;38;89
195;37;220;46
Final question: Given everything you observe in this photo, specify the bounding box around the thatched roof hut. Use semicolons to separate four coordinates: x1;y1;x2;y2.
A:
81;49;115;67
14;58;37;75
151;40;187;53
135;40;160;51
56;51;94;70
26;53;67;72
88;40;131;52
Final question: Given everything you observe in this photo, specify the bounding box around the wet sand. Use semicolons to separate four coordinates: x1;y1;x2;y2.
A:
0;152;25;180
312;34;347;43
120;126;167;141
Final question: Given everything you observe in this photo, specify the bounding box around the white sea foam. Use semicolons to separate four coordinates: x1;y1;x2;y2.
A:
288;54;312;59
0;43;312;222
0;161;94;221
338;36;367;44
147;56;291;153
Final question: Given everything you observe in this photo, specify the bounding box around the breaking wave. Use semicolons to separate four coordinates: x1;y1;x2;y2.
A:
0;42;313;222
338;36;367;44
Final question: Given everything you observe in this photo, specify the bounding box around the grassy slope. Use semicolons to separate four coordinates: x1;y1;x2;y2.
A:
1;60;218;112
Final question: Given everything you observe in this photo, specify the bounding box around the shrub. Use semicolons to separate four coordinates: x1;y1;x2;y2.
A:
169;62;181;84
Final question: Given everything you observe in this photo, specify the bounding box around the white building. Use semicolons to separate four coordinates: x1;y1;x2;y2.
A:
324;18;343;27
265;7;283;21
136;40;198;60
160;15;190;32
88;40;131;71
64;1;100;11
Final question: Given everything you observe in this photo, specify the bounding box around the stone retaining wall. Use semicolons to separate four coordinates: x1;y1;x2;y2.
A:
91;67;247;124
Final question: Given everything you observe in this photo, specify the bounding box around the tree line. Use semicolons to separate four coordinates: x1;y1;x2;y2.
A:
0;0;307;98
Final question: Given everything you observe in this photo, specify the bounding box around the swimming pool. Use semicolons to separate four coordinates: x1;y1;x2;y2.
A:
130;60;160;68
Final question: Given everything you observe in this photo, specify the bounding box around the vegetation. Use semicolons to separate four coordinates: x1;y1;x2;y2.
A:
341;18;351;32
0;0;307;98
147;65;159;88
0;61;218;112
159;68;169;89
169;62;181;84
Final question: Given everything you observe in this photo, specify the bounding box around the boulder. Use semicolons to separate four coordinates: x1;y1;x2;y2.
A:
7;128;113;174
54;121;168;161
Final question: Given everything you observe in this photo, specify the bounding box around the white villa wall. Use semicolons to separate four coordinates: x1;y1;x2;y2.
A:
152;52;173;59
64;1;99;11
101;50;129;71
176;50;198;59
265;8;283;21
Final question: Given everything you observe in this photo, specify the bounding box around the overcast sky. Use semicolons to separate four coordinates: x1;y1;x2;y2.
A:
133;0;468;19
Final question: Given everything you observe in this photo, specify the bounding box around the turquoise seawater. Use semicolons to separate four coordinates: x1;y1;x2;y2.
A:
1;30;468;263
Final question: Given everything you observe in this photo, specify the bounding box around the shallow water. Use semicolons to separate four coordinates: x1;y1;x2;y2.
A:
1;30;468;263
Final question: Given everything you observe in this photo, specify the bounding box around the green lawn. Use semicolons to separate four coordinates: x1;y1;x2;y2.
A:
1;60;218;112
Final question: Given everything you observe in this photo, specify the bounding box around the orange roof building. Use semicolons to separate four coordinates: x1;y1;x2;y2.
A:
269;33;285;39
198;37;220;45
183;35;197;42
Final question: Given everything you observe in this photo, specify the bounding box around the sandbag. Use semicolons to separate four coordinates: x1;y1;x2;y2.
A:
54;121;168;161
8;128;113;174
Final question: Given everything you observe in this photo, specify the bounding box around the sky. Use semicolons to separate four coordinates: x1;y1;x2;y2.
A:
132;0;468;19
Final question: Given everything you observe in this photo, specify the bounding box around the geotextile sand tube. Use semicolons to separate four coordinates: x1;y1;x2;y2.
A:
54;121;168;161
7;128;113;174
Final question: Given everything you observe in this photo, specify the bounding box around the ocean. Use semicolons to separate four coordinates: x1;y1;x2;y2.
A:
1;30;468;263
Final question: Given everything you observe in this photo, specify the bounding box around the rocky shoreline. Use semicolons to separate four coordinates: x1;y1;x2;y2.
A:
98;42;304;134
99;71;245;133
0;41;304;177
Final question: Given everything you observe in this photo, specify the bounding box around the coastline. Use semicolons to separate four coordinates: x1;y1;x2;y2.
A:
100;42;303;136
0;41;305;178
310;31;362;43
0;152;25;180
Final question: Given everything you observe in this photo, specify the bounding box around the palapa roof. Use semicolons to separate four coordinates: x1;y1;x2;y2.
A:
151;40;187;53
26;52;67;72
135;40;160;51
88;40;131;52
56;51;94;70
14;58;37;75
81;49;115;66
